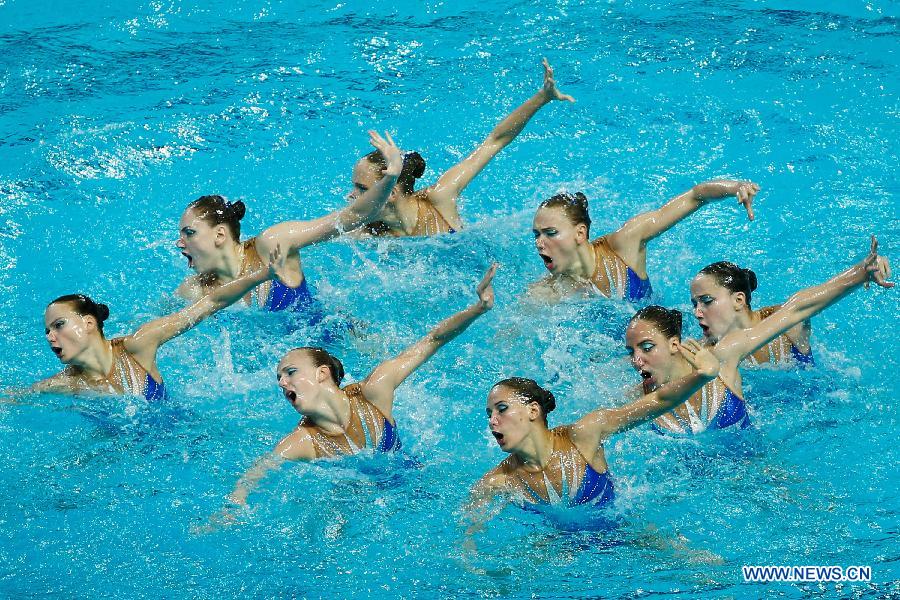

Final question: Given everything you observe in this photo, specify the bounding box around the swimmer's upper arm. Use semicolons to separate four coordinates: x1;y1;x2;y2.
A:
6;373;73;401
257;162;400;249
572;368;715;444
428;143;503;206
228;428;315;507
607;188;701;264
128;266;271;358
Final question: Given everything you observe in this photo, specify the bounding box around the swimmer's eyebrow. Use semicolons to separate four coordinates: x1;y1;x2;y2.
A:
278;363;297;373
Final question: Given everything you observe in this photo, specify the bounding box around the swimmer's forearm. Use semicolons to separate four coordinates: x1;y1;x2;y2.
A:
486;90;552;147
782;262;868;319
341;170;400;229
429;302;489;344
655;370;715;409
208;267;269;308
691;180;741;201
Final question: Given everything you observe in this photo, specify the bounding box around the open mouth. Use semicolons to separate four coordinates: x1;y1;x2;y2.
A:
699;323;710;336
181;252;194;269
491;431;505;444
539;253;554;271
640;370;656;387
283;390;297;403
51;346;62;357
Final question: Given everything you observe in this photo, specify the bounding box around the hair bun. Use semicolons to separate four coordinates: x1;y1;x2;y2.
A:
669;307;683;332
743;268;758;292
404;151;426;179
573;191;589;208
227;200;246;221
543;390;557;414
96;303;110;322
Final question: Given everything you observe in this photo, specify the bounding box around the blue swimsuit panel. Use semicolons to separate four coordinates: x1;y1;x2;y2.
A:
145;374;167;402
710;388;751;430
790;344;815;366
376;418;402;453
651;387;750;435
264;278;317;312
265;278;353;343
571;465;615;507
524;465;615;509
625;267;653;302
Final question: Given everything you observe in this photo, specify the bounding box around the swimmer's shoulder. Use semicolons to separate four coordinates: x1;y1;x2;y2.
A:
478;460;516;493
273;422;317;461
175;274;205;302
30;369;79;394
526;276;562;303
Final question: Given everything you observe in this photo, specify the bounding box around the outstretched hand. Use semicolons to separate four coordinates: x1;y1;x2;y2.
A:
368;130;403;177
266;244;302;288
475;263;499;311
735;181;759;221
541;58;575;103
863;235;893;289
677;340;720;379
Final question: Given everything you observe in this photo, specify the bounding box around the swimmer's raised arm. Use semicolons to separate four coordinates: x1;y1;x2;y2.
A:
714;235;892;366
255;131;403;254
608;180;759;269
361;264;498;417
127;245;294;365
428;59;573;206
569;341;719;448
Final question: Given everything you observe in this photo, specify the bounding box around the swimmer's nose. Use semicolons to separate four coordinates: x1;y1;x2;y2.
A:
631;354;643;369
175;237;185;249
488;413;499;427
693;304;703;319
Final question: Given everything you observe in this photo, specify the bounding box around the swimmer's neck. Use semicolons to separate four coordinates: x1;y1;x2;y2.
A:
206;241;246;282
69;338;115;380
659;354;697;388
705;309;755;344
303;386;352;434
514;428;555;472
559;242;597;280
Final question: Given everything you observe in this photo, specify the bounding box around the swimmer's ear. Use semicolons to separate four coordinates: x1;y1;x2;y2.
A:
527;401;541;422
731;291;748;310
82;315;98;334
574;222;588;244
213;224;229;247
667;336;680;354
315;365;330;385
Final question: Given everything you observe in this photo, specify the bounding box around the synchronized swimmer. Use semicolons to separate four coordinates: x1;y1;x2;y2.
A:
529;181;758;302
350;59;573;237
8;58;895;534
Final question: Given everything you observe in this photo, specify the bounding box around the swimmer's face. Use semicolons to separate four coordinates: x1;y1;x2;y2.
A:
625;319;680;389
276;350;329;413
486;385;541;452
690;274;742;342
43;303;94;363
176;208;226;273
532;206;587;275
349;159;396;216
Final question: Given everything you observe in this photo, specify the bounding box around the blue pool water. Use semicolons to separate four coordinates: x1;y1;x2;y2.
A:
1;0;898;597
